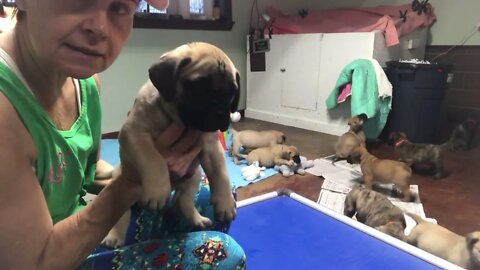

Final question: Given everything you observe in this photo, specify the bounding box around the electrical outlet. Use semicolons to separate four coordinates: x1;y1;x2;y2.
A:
447;73;454;84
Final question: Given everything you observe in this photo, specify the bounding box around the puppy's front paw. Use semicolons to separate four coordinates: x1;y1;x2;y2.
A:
191;214;213;229
140;181;172;210
101;231;125;249
211;192;237;222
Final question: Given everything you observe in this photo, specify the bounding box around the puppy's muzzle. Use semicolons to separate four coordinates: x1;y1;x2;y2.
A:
179;105;231;132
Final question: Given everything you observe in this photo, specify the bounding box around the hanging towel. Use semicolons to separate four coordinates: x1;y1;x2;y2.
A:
370;59;393;98
326;59;392;139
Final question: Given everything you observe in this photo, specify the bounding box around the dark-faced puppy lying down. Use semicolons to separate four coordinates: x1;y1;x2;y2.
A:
344;187;406;241
235;144;301;168
229;129;286;164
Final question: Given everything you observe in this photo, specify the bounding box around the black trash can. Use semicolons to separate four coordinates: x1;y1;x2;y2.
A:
384;61;452;144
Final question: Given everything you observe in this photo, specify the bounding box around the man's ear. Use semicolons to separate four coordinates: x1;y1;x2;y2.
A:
148;55;191;102
146;0;169;10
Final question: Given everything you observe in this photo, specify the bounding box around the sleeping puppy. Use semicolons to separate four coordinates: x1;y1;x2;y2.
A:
236;144;301;168
347;146;412;202
230;129;286;164
344;188;406;241
332;114;367;163
389;131;451;179
407;213;480;269
100;42;239;248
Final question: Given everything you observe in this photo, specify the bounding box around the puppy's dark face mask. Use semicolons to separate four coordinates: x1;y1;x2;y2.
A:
346;151;361;164
177;71;239;132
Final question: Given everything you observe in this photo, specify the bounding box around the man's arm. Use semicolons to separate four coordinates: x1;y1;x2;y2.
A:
0;93;141;270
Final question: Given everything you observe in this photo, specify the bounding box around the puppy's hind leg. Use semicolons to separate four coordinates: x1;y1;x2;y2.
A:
432;155;446;179
174;168;213;229
396;181;412;202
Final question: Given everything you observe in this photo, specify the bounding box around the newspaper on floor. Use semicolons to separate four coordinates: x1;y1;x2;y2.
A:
317;189;346;214
322;155;362;174
306;157;362;186
321;179;355;194
321;180;421;203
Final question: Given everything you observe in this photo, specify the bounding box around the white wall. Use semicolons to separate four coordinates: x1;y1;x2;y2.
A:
100;0;480;132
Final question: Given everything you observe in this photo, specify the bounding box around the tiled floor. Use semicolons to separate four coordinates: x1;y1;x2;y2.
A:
233;117;480;236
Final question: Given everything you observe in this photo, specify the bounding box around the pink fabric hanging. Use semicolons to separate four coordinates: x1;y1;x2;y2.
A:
266;3;436;47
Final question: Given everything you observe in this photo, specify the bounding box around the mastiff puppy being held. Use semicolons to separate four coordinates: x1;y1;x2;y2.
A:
101;42;239;248
344;188;407;241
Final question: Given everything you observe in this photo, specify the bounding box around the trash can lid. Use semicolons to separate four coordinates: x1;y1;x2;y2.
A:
386;60;452;71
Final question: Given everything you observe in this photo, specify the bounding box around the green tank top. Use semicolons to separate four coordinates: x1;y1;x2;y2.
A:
0;61;101;224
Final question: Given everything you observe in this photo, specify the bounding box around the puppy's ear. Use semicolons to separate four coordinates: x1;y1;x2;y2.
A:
230;71;240;113
466;232;480;248
358;113;368;124
148;55;192;102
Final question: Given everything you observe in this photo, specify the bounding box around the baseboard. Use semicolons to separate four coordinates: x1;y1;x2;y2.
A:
244;109;346;136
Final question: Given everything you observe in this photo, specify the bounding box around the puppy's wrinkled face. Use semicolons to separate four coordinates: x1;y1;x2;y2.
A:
388;131;408;146
286;146;301;164
344;188;361;217
149;42;240;132
348;115;366;133
347;148;362;164
178;67;239;132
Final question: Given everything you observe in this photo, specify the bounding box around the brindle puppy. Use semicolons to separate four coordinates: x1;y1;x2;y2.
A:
389;131;449;179
344;188;406;241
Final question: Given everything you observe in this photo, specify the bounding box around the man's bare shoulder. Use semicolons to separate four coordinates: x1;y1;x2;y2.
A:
0;92;35;166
